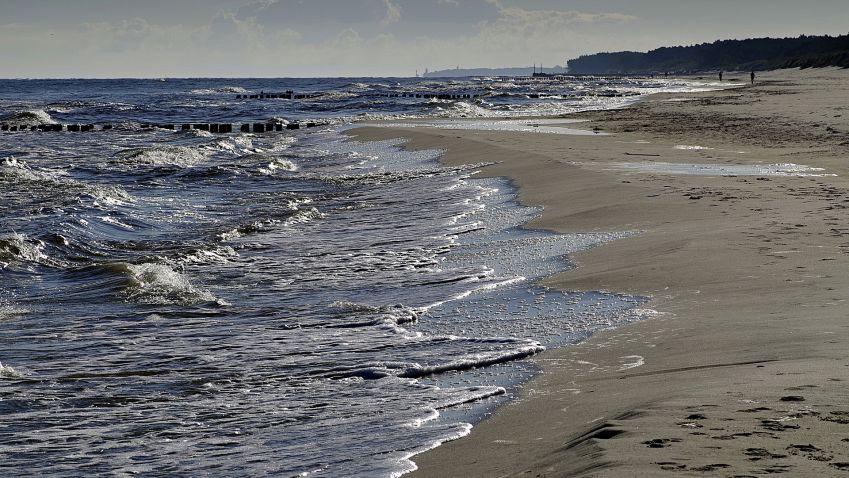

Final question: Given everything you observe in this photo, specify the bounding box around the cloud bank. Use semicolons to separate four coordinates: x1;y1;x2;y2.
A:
0;0;847;77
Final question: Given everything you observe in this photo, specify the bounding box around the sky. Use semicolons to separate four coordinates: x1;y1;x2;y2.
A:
1;0;847;78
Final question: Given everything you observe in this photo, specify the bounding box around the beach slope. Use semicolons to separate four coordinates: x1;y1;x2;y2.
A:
350;68;849;477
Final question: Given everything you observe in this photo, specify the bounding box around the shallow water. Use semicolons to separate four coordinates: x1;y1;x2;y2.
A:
604;161;833;176
0;77;718;476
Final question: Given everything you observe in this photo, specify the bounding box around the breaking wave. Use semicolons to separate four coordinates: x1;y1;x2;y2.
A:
0;362;23;379
0;233;51;267
1;156;132;205
190;86;249;94
113;262;221;305
115;146;209;167
1;109;57;125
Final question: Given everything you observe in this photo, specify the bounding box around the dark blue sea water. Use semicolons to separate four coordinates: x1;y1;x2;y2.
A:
0;76;715;477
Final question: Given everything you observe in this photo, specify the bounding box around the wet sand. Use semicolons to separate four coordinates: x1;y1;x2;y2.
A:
350;68;849;476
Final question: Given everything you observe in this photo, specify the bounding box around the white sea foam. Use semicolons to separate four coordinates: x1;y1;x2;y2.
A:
190;86;248;94
258;158;298;175
604;161;834;177
398;343;544;378
0;303;28;319
123;263;219;305
183;129;213;138
116;146;208;167
178;246;239;266
99;216;134;230
392;423;473;478
1;109;56;124
362;119;603;135
284;207;325;227
2;156;133;205
0;233;51;266
213;136;256;155
1;156;65;182
217;228;243;241
618;355;645;371
432;101;494;118
0;361;23;379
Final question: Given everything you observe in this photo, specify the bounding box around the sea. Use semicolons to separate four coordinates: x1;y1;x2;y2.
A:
0;76;720;477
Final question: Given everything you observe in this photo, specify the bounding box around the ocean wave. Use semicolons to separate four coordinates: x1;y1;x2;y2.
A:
118;262;221;305
0;233;52;267
212;136;255;155
2;156;133;205
179;128;214;138
258;158;298;175
324;341;543;380
1;156;57;182
115;146;209;167
431;385;506;410
216;200;320;241
0;303;28;320
284;207;325;226
330;301;422;326
431;101;495;118
0;109;56;125
190;86;248;94
346;82;372;90
177;245;239;266
318;164;475;186
216;218;281;241
0;362;23;379
397;342;544;378
315;91;358;101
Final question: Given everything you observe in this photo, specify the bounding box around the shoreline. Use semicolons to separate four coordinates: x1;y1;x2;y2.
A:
348;68;849;476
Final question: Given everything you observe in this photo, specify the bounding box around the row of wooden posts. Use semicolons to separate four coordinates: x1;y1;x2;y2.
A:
235;90;322;100
384;93;480;99
0;122;326;133
0;123;108;132
236;91;483;100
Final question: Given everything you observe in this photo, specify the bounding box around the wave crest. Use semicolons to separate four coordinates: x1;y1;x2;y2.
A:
0;233;51;267
2;157;132;205
0;362;23;379
191;86;248;94
258;158;298;175
119;263;220;305
1;109;56;125
116;146;208;167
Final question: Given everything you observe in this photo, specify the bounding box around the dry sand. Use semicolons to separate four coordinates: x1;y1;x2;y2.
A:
349;68;849;477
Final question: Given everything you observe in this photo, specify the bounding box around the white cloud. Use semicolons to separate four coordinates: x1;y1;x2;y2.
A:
381;0;402;25
0;1;640;77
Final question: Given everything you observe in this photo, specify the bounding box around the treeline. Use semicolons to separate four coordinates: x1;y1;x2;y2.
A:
566;34;849;74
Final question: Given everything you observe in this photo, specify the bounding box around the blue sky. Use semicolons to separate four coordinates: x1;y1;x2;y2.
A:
1;0;847;77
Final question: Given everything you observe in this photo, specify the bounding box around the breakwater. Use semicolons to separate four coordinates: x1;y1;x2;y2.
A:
0;121;327;133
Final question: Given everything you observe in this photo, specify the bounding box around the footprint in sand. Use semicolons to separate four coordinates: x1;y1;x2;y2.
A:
822;411;849;424
786;444;833;462
743;447;787;461
643;438;681;448
690;463;731;472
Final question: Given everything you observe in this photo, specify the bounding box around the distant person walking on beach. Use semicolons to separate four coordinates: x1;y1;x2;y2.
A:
751;71;755;84
719;71;723;81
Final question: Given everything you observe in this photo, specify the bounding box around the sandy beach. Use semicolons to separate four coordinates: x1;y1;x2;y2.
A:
349;68;849;476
